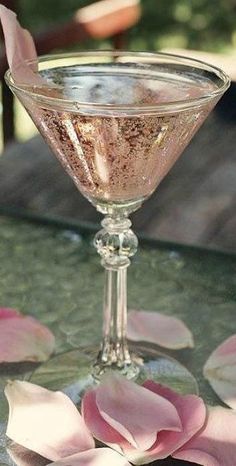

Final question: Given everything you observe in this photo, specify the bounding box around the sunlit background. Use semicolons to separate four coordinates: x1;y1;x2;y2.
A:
21;0;236;52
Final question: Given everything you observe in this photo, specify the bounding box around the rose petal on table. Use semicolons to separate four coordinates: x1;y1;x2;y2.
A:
84;374;181;451
82;376;205;466
203;335;236;409
48;448;131;466
0;313;55;362
82;388;126;447
173;406;236;466
5;380;94;461
0;4;42;83
127;310;194;349
134;381;206;463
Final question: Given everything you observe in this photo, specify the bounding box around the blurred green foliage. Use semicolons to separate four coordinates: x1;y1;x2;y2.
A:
135;0;236;52
19;0;236;52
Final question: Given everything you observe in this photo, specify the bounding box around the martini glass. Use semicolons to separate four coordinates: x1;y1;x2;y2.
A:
5;51;230;397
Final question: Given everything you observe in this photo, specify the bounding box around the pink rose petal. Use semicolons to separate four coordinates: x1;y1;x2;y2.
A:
203;335;236;409
116;382;206;464
48;448;131;466
82;388;126;448
0;4;43;84
82;376;206;466
127;310;194;349
173;406;236;466
137;381;206;463
95;374;182;451
82;374;186;464
5;380;94;461
0;309;55;362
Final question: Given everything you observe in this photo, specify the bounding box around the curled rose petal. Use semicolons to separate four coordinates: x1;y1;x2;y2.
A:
48;448;131;466
127;310;194;349
0;4;43;83
5;380;94;461
203;335;236;409
173;406;236;466
0;308;55;362
139;381;206;463
84;373;181;452
82;375;205;465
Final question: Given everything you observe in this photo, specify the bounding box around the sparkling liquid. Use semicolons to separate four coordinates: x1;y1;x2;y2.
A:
19;64;218;206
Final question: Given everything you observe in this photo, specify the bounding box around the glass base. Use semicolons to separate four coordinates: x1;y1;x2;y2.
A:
29;344;198;405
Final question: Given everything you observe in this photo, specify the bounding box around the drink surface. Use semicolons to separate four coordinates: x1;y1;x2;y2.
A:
20;64;218;205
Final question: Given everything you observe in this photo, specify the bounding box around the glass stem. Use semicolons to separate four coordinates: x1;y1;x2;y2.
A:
93;215;139;379
102;265;129;365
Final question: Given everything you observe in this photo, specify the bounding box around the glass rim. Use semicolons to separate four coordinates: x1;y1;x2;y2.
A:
5;50;231;113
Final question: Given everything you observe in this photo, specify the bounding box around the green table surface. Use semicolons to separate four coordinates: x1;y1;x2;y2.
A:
0;213;236;466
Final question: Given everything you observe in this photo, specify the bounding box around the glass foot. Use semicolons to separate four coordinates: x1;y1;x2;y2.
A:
29;344;198;405
92;357;140;382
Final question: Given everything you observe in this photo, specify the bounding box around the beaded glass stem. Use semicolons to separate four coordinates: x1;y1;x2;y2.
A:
93;215;138;378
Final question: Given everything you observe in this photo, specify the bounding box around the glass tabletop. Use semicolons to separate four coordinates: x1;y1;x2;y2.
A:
0;213;235;466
